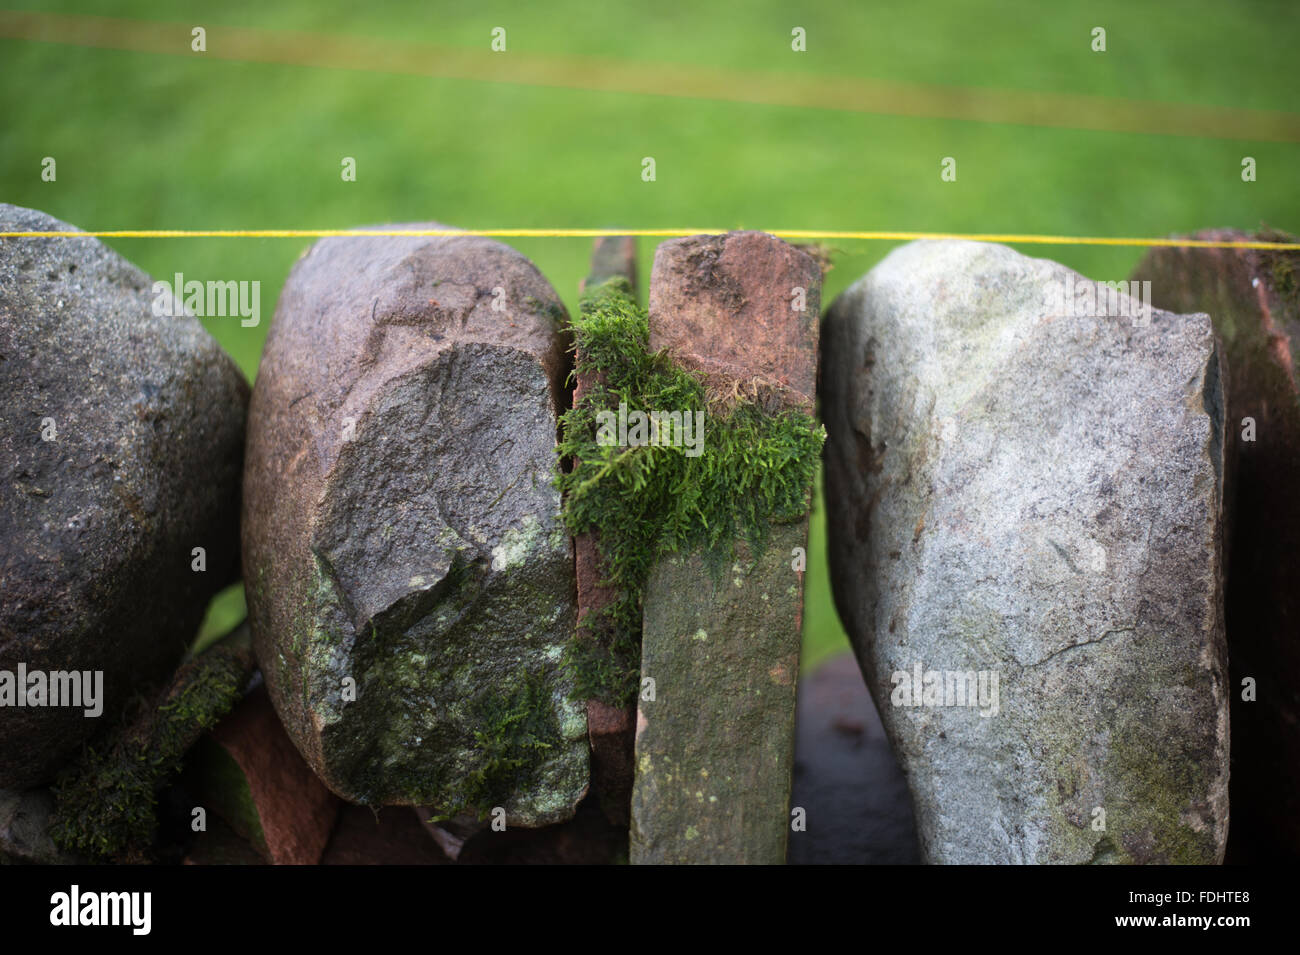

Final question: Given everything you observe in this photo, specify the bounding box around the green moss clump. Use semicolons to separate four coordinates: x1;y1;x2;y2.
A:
555;278;824;706
48;642;250;862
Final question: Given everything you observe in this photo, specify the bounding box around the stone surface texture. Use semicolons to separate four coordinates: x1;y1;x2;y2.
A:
631;231;820;864
197;685;341;864
0;203;248;789
243;224;585;821
823;239;1229;864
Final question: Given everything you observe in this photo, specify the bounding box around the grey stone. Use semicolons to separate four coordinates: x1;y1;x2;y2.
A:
242;224;586;822
0;788;81;864
0;203;248;790
822;240;1229;864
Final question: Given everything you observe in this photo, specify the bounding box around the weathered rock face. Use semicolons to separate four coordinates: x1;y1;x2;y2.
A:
243;225;586;821
823;240;1229;864
1131;231;1300;862
0;203;248;790
648;231;820;409
631;231;820;864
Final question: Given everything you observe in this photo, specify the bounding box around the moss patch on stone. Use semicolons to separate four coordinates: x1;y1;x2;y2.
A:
555;277;824;706
458;671;565;817
48;639;250;862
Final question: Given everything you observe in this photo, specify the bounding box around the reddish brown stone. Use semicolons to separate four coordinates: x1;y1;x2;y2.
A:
631;232;821;864
199;686;341;865
646;231;821;411
322;805;451;865
242;223;584;817
1132;231;1300;862
574;237;639;827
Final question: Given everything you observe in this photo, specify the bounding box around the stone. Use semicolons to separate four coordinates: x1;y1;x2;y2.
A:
647;231;820;409
581;234;638;295
822;239;1229;864
190;685;340;864
243;224;586;821
0;203;248;790
0;788;83;864
47;625;256;861
1131;231;1300;862
787;652;919;864
576;236;639;828
323;806;451;865
630;231;821;864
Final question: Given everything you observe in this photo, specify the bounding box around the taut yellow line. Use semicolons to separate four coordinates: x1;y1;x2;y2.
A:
1;229;1298;250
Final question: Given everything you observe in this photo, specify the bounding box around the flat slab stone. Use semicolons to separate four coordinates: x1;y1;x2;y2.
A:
194;686;341;864
243;224;585;822
823;239;1229;864
1131;231;1300;862
576;236;640;828
631;231;820;864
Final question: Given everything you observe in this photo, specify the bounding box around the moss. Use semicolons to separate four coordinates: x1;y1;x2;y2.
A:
318;532;582;815
458;670;565;818
48;638;250;862
554;278;823;706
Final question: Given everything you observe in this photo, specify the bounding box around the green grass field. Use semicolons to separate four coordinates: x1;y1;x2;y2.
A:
4;0;1297;672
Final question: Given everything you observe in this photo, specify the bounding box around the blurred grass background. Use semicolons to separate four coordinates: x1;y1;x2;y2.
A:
3;0;1297;672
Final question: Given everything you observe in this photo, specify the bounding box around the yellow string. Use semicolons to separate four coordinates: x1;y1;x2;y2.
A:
1;229;1297;250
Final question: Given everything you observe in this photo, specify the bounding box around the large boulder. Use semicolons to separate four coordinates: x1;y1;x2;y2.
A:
822;240;1229;864
0;203;247;790
243;225;586;822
